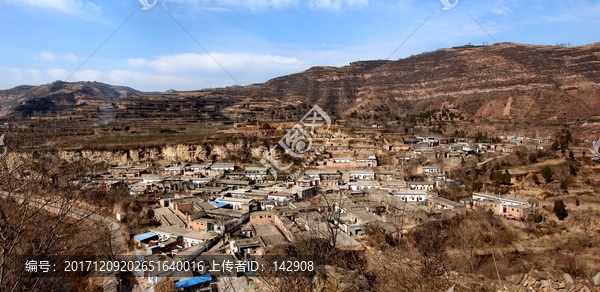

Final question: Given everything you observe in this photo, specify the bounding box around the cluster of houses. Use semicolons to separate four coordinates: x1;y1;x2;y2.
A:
123;164;538;289
392;134;549;162
99;161;444;198
95;132;549;196
102;133;549;289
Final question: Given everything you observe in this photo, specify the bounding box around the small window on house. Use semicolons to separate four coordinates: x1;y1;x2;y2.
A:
511;208;514;211
259;216;263;218
268;215;272;218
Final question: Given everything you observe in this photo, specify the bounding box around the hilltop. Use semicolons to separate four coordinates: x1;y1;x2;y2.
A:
0;81;140;120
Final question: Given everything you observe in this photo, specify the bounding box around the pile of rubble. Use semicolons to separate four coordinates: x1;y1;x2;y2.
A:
504;269;600;292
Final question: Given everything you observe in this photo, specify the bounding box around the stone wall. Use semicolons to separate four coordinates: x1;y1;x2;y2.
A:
504;269;600;292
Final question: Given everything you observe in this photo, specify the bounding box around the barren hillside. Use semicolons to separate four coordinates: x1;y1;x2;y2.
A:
1;42;599;137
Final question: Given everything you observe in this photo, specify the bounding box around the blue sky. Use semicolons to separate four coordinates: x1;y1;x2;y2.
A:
1;0;599;91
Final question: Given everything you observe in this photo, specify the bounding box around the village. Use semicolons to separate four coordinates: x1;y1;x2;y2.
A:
75;131;560;291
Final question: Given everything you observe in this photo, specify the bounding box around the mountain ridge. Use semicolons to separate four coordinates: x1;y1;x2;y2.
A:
1;42;599;135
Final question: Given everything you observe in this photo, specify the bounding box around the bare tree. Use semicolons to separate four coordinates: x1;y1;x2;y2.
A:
453;216;476;275
0;130;111;291
316;191;345;249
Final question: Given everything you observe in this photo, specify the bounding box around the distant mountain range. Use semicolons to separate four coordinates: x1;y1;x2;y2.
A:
1;42;599;134
0;81;141;118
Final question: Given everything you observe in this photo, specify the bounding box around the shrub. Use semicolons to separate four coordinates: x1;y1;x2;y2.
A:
533;175;540;185
502;170;511;184
533;212;544;223
541;192;554;199
471;181;483;192
529;154;538;163
541;166;553;183
551;140;560;151
553;199;568;221
560;181;568;191
490;170;511;185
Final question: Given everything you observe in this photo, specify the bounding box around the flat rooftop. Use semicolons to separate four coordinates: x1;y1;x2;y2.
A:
472;192;529;204
234;238;262;249
304;170;340;175
348;170;375;174
253;224;289;246
204;208;249;218
211;163;235;168
162;214;186;227
430;197;465;208
216;179;250;185
150;226;220;241
217;197;255;203
245;166;268;171
154;207;174;216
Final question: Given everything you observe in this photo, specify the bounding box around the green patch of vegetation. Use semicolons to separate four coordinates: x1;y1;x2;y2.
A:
489;169;512;185
541;166;553;183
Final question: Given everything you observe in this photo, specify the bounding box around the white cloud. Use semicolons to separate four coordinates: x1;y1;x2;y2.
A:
72;69;102;81
39;51;56;61
491;6;511;16
517;2;600;25
145;53;302;73
84;1;100;13
8;68;24;80
166;0;368;10
45;68;68;80
108;70;192;88
27;69;41;80
162;0;296;11
6;68;44;84
46;68;102;83
127;58;148;67
65;52;77;62
6;0;102;17
308;0;368;10
3;50;308;91
37;51;77;62
110;52;307;90
144;53;210;72
214;0;296;8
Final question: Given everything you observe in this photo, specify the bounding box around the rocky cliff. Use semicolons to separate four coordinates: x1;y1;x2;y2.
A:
57;137;271;165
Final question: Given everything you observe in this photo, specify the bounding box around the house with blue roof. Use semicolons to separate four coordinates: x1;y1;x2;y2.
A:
134;232;158;247
175;274;212;289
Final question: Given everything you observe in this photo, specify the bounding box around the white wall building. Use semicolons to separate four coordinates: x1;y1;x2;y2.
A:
408;182;435;191
391;190;429;202
349;170;375;181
